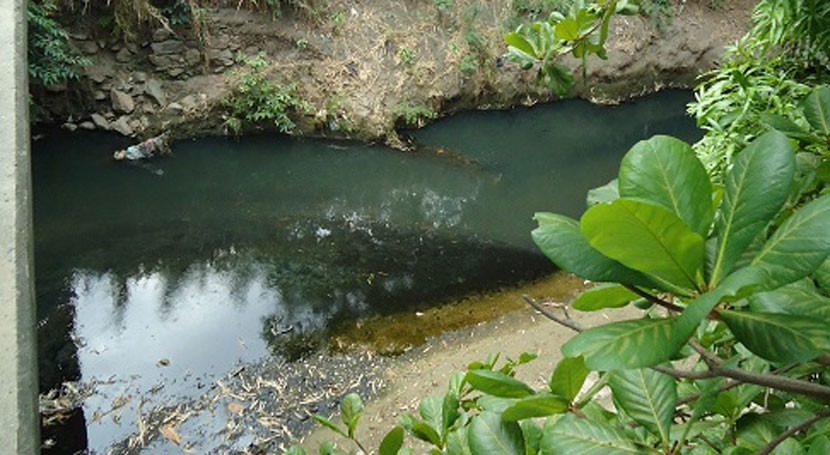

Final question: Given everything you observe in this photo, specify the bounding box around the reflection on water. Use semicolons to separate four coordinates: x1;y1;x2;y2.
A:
33;90;701;452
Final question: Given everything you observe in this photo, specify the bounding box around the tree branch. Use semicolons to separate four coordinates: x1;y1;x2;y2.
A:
653;366;718;380
522;295;582;333
624;285;684;313
758;409;830;455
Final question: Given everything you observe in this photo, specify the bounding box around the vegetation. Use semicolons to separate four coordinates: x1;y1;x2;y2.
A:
27;0;90;88
222;54;311;135
293;1;830;454
393;103;438;128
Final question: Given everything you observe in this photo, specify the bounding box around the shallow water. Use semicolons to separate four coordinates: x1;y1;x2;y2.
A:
33;90;700;452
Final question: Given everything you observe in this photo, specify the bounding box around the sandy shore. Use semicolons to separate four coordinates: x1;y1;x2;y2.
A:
301;294;639;451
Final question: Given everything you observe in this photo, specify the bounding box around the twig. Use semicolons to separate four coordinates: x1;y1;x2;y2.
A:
653;366;718;380
522;295;582;333
815;353;830;367
758;409;830;455
624;285;684;313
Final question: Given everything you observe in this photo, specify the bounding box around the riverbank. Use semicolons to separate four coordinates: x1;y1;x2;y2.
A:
301;281;641;452
41;0;753;143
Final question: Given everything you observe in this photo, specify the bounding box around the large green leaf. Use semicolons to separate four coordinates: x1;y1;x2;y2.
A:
539;414;639;454
446;426;472;455
802;85;830;136
751;194;830;289
504;32;536;58
748;282;830;322
816;257;830;292
618;135;713;236
419;395;443;438
571;284;639;311
340;393;363;437
609;368;677;449
502;394;569;421
468;412;525;455
465;370;535;398
760;113;816;142
561;317;676;370
710;131;795;286
720;310;830;362
531;212;651;286
671;266;766;351
581;198;704;292
549;356;589;402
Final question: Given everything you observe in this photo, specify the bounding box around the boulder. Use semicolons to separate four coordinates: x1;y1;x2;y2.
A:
166;102;184;114
151;40;184;56
79;121;95;131
62;122;78;132
115;47;132;63
93;90;107;101
111;116;134;136
78;41;99;55
144;79;167;106
133;71;148;83
152;28;172;42
184;48;202;66
90;113;110;130
110;89;135;114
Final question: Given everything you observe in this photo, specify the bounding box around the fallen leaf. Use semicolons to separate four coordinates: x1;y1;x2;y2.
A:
160;424;181;445
227;402;245;415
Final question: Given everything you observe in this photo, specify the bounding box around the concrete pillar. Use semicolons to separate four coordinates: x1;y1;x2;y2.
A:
0;0;40;453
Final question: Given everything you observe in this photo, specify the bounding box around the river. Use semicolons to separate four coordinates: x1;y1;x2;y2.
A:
33;90;701;453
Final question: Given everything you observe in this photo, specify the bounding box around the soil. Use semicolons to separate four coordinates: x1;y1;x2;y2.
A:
46;0;755;144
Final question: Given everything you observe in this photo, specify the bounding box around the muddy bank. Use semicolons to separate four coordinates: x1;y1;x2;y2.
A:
43;0;753;143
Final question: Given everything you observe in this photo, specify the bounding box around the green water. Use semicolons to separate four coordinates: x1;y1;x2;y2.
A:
33;90;700;452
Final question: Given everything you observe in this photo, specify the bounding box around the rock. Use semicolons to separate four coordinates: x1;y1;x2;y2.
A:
79;121;95;131
152;28;172;42
79;41;99;55
86;65;110;84
93;90;107;101
166;102;184;114
133;71;148;83
115;47;132;63
151;39;184;55
90;113;110;130
111;116;134;136
167;67;185;78
207;49;234;67
144;79;167;106
62;122;78;132
179;95;198;111
126;42;139;54
184;48;202;66
110;89;135;115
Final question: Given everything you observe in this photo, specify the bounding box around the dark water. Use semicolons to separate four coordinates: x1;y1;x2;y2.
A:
33;90;700;452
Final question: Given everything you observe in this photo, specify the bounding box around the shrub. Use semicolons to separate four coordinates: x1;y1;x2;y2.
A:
222;54;311;135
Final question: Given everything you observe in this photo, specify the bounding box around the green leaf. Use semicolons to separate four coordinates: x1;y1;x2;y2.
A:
618;135;714;236
520;420;542;455
671;266;766;351
542;63;574;97
751;194;830;289
411;421;442;446
760;113;816;142
313;414;347;438
609;368;677;449
419;395;443;438
748;283;830;322
710;131;795;286
286;446;308;455
581;198;704;292
504;32;537;58
532;213;651;286
802;85;830;136
554;17;580;41
548;356;589;402
571;284;638;311
808;435;830;455
502;394;569;421
446;426;472;455
539;414;639;454
380;427;405;455
340;393;363;438
561;317;676;370
443;393;460;435
468;412;525;455
817;257;830;292
466;370;535;398
720;310;830;362
587;178;619;206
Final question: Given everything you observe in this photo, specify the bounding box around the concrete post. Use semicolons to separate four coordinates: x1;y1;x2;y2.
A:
0;0;40;453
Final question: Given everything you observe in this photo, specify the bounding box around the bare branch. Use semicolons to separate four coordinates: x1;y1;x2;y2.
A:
624;285;684;313
522;295;583;333
758;409;830;455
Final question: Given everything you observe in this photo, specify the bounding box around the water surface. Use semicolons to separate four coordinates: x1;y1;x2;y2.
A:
33;90;701;452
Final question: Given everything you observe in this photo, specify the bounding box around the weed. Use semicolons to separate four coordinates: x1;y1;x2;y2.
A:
222;53;311;135
393;103;437;127
397;47;416;65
